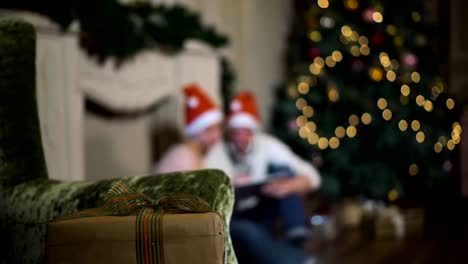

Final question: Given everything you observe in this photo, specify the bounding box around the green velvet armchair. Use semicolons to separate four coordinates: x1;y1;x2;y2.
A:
0;18;237;264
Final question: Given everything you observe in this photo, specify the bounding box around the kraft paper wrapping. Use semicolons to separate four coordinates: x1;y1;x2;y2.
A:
45;212;224;264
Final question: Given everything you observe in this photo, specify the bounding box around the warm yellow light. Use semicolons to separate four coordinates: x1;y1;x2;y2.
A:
360;45;370;56
423;100;433;112
332;50;343;62
400;84;410;96
318;137;329;149
308;133;319;145
388;189;399;201
416;95;425;106
399;120;408;131
409;164;419;176
416;131;425;143
348;114;360;126
368;67;383;82
439;136;447;146
326;56;337;67
305;121;317;132
341;26;352;37
453;122;462;133
297;75;311;84
297;82;309;95
453;126;462;135
379;52;389;59
446;98;455;110
400;95;409;105
329;137;340;149
361;113;372;125
386;25;397;35
299;126;311;138
451;131;460;141
394;36;404;47
296;115;307;127
350;45;361;57
309;64;322;75
382;109;392;121
454;136;461;145
386;70;396;82
328;86;339;102
335;126;346;138
447;139;455;150
314;57;325;68
411;120;420;131
309;31;322;42
379;53;391;67
350;31;359;41
377;98;388;110
303;106;314;117
391;59;400;70
411;72;421;83
372;11;383;23
318;0;329;9
340;35;349;44
296;98;307;110
358;36;369;45
434;142;443;153
412;12;421;22
344;0;359;10
346;126;357;138
288;85;298;98
432;86;442;98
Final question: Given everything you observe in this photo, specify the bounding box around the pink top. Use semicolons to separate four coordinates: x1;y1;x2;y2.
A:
153;143;201;174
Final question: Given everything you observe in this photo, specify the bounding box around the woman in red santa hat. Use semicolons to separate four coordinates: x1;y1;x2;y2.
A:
153;83;223;173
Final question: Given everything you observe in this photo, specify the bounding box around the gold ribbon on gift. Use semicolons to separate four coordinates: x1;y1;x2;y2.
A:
57;179;212;264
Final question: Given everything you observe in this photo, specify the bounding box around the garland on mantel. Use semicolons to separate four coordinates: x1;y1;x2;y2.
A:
1;0;236;118
2;0;229;62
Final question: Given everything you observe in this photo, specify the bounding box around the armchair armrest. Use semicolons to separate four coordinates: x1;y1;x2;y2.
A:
0;169;236;264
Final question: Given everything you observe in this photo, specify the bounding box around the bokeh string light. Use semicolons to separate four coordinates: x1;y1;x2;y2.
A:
295;0;459;155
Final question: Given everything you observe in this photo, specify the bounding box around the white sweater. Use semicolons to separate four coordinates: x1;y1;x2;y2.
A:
203;132;321;189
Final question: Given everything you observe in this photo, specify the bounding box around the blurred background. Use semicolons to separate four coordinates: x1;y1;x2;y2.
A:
1;0;468;262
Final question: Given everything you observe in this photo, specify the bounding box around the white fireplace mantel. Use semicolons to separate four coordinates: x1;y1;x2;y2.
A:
3;11;221;181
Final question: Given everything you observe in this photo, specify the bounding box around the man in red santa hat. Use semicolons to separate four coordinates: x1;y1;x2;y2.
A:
153;83;223;173
204;91;320;264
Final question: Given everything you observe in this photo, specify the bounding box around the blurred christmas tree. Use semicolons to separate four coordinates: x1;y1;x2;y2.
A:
272;0;461;204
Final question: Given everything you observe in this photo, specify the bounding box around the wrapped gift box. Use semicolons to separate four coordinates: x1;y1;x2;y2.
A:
45;212;224;264
374;207;424;240
401;208;424;238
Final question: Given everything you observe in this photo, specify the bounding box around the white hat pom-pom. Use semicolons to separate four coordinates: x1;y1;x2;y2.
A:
230;100;241;112
187;96;199;109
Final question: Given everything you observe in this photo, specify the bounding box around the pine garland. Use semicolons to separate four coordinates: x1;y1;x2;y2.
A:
1;0;236;117
2;0;229;62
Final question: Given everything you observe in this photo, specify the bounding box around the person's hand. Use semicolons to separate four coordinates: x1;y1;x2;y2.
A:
261;179;295;199
232;173;251;186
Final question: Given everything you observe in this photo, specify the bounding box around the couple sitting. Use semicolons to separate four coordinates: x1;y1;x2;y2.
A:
154;84;321;264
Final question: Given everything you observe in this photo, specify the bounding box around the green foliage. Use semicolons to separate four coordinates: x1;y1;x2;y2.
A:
2;0;236;117
1;0;228;63
272;0;461;203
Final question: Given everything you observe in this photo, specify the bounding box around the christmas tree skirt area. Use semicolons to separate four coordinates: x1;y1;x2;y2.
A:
304;199;468;264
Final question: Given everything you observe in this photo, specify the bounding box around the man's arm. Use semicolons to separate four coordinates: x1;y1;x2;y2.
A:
261;134;321;197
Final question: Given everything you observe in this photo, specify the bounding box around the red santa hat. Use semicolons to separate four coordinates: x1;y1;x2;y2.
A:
228;91;261;130
183;83;223;136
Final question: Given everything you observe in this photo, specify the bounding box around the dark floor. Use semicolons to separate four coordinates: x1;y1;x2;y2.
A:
308;230;468;264
307;202;468;264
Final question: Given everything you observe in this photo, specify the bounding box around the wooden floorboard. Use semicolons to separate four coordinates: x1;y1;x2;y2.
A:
302;200;468;263
307;232;468;263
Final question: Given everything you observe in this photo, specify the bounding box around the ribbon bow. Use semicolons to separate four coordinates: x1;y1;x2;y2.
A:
59;179;211;264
